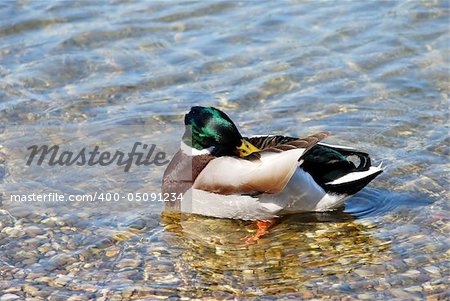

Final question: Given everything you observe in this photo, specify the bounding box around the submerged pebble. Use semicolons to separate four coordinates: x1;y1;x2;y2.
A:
0;294;20;301
24;226;45;237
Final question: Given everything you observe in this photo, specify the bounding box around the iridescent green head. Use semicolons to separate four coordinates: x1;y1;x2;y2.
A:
182;106;260;157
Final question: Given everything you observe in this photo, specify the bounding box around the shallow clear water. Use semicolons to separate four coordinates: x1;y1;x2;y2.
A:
0;1;449;300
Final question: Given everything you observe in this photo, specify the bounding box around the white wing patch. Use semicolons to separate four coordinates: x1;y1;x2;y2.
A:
317;142;357;151
325;164;384;185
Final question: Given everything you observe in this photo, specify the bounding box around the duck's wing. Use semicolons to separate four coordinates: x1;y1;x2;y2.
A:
192;132;329;195
246;132;329;153
248;134;384;196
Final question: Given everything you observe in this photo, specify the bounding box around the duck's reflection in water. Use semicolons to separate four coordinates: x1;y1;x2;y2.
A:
160;209;392;297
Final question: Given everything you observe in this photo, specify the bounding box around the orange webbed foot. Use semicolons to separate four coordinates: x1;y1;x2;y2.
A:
240;219;277;245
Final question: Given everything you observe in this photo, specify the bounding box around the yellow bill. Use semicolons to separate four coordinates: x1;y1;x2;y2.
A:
236;139;260;157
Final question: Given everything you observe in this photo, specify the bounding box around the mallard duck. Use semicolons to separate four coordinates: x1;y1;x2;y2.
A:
162;106;383;225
